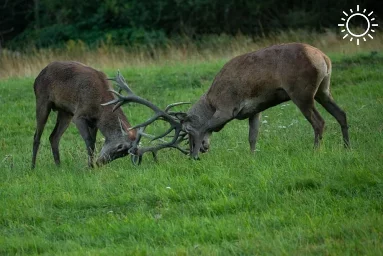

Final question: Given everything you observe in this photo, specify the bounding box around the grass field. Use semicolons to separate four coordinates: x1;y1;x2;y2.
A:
0;48;383;255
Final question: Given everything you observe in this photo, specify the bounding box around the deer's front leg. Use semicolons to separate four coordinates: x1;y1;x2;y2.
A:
74;118;96;167
249;112;261;153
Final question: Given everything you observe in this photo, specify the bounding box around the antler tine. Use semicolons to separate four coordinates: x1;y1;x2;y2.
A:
101;96;120;106
146;126;174;142
164;102;191;112
128;112;163;131
128;127;186;157
101;90;130;112
167;111;188;118
138;130;167;143
164;131;188;139
114;70;135;95
172;145;190;155
170;133;190;155
118;117;128;136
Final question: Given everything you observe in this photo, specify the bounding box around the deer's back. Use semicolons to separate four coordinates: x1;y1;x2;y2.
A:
34;61;113;118
206;43;330;111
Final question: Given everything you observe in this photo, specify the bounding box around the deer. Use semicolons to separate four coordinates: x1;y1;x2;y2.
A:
104;43;350;163
32;61;137;168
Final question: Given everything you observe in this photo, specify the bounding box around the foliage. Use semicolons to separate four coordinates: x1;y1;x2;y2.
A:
1;0;381;49
0;53;382;254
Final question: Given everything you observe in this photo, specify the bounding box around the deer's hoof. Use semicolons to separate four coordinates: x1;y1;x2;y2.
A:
191;155;200;161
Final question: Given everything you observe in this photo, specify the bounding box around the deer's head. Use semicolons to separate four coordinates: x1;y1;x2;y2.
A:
96;117;136;166
175;112;212;159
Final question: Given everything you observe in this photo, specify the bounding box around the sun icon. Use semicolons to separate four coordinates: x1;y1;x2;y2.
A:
338;5;378;45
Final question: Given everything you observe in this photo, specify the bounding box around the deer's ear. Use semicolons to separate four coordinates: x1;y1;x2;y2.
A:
175;113;189;122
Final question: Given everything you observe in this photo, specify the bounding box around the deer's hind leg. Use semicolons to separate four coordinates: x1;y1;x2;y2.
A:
32;100;52;169
288;89;325;148
315;75;350;147
49;111;72;166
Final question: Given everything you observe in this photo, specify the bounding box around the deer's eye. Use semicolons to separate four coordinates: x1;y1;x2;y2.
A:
116;144;124;151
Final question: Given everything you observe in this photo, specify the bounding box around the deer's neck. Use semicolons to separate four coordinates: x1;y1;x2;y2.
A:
188;93;215;120
97;106;126;140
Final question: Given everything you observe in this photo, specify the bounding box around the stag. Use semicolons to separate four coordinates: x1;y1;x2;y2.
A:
32;61;136;168
105;43;350;163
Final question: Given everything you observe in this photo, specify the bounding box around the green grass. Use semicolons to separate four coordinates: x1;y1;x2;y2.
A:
1;52;383;255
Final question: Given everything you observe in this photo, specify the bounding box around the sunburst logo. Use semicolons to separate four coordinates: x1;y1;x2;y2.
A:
338;5;378;45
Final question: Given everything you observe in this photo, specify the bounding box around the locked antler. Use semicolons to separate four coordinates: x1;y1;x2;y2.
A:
102;71;190;163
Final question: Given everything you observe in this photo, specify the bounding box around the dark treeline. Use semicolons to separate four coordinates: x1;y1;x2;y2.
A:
0;0;381;49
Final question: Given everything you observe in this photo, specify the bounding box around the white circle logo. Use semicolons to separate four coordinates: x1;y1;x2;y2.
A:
338;5;378;45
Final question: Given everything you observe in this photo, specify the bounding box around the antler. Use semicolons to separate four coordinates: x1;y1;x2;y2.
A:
103;71;190;164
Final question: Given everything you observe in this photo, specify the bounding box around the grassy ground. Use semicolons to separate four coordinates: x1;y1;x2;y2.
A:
0;50;382;255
